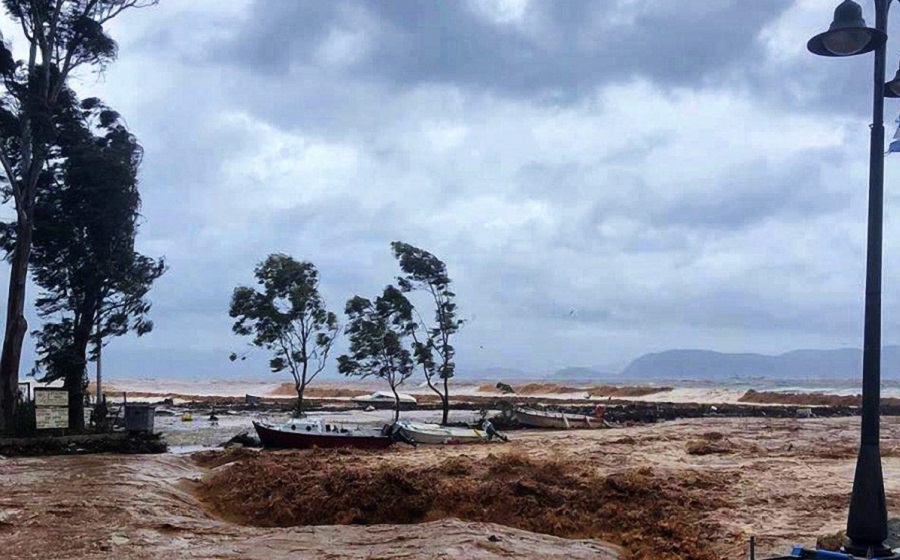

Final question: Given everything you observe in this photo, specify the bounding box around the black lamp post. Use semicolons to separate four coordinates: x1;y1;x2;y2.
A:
808;0;895;556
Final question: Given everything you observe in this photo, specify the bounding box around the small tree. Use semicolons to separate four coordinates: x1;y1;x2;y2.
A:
391;241;462;425
230;255;338;416
338;286;416;422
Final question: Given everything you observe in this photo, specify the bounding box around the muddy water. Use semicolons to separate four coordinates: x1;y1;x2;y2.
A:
0;451;615;559
3;416;900;558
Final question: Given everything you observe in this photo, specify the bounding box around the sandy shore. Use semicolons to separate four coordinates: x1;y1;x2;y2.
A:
4;416;900;559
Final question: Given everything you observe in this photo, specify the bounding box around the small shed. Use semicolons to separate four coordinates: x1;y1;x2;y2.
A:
124;403;156;433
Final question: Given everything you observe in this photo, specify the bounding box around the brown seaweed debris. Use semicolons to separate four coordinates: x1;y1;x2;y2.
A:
588;385;674;398
194;450;730;560
192;446;259;469
686;432;736;455
738;390;889;407
266;383;371;398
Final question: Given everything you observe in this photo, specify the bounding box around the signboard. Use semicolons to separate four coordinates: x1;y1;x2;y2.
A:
35;389;68;407
34;388;68;430
36;407;68;429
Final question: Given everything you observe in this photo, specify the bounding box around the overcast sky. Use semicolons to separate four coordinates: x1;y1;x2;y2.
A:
3;0;900;379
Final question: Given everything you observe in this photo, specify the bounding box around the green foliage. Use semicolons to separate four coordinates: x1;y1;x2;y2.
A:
391;241;463;423
26;92;165;389
230;255;338;414
338;285;417;420
0;0;158;432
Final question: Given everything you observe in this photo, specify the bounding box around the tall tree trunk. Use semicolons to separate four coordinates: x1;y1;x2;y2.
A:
66;322;91;431
441;374;449;425
95;332;102;403
0;218;33;434
295;362;307;417
295;382;304;418
391;384;400;422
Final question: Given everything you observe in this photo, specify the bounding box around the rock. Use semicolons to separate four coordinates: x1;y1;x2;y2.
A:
221;432;261;449
495;382;515;394
488;535;501;542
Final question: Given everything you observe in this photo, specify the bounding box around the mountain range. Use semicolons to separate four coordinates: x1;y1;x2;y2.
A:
469;346;900;381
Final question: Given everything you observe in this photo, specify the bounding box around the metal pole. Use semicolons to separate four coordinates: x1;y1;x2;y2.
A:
845;0;891;555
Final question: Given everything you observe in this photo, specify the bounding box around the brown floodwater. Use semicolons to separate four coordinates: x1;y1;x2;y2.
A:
4;416;900;558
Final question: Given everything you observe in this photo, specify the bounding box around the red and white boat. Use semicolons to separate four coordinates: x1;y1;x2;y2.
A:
252;417;393;450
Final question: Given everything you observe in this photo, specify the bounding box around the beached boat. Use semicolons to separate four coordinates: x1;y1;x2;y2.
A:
252;417;393;450
513;407;602;429
394;419;488;445
351;391;417;409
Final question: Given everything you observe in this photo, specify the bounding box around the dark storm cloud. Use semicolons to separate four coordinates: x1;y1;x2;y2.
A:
649;153;846;229
6;0;891;378
216;0;790;99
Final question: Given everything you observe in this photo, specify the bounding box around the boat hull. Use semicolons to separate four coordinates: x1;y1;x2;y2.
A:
513;408;597;429
253;421;393;450
396;421;487;445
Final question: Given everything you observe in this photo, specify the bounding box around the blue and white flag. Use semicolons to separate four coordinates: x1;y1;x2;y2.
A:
888;113;900;155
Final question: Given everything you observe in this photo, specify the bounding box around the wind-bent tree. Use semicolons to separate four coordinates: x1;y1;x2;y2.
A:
230;255;338;416
391;241;462;425
0;0;157;432
338;286;416;422
26;92;165;430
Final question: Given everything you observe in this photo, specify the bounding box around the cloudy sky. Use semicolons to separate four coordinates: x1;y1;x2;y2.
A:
2;0;900;379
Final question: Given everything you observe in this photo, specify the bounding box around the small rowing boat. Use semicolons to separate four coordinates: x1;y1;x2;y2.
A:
351;391;418;409
253;417;393;450
394;419;488;445
512;407;604;429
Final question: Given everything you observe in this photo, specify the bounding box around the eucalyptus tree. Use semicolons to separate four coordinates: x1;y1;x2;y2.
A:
391;241;463;425
27;92;165;430
0;0;157;432
338;286;416;422
230;255;339;416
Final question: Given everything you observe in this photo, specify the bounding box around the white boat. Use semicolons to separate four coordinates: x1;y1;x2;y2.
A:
352;391;417;409
394;419;488;445
513;407;603;429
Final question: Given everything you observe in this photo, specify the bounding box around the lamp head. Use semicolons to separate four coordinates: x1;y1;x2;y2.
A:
886;66;900;98
807;0;885;57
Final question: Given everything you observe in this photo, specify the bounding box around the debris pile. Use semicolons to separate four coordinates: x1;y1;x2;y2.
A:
196;449;731;560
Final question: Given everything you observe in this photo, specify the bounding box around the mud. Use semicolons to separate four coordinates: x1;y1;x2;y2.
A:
196;450;725;560
0;452;616;559
739;389;900;409
6;416;900;559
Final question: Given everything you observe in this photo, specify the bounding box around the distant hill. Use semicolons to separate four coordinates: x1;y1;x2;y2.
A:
620;346;900;380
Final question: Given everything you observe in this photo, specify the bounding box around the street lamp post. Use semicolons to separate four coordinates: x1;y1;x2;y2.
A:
809;0;898;556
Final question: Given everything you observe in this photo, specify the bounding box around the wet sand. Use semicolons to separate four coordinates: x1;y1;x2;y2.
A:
3;416;900;558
